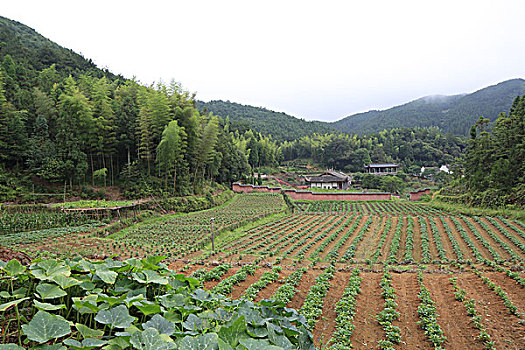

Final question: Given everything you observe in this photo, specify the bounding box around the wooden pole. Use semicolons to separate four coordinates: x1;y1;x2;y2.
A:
211;217;215;252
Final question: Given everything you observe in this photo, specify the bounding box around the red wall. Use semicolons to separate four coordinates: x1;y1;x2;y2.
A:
409;188;431;201
232;183;391;201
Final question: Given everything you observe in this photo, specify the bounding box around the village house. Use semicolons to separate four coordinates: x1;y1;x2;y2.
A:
364;163;400;175
304;170;352;190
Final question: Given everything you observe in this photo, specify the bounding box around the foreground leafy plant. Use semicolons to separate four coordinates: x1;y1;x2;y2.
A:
0;256;315;349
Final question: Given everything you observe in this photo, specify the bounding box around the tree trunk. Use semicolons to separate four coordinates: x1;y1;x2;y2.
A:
102;154;107;187
110;155;114;186
90;153;95;186
173;167;177;194
127;147;131;176
192;166;199;193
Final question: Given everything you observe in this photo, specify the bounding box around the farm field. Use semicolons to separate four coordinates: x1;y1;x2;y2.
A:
187;198;525;349
1;194;525;349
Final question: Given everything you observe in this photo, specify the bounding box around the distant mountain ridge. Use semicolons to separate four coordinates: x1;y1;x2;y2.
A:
196;100;335;141
331;79;525;135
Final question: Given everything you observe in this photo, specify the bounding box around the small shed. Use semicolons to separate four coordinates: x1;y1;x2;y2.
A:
364;163;400;175
304;170;352;190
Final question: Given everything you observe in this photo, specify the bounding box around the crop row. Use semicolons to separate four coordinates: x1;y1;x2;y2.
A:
417;270;447;348
272;267;307;304
377;267;402;349
328;267;361;349
299;265;335;330
449;277;495;349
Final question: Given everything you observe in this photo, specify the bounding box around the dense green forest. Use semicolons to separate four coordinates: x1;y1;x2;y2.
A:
331;79;525;135
280;127;465;172
196;100;335;142
438;96;525;207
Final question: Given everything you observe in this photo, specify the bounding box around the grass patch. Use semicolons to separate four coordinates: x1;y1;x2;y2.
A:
425;200;525;221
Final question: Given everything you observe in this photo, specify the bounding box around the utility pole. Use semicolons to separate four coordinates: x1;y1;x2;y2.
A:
211;217;215;252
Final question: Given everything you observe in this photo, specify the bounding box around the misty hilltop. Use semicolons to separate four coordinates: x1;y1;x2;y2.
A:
330;79;525;135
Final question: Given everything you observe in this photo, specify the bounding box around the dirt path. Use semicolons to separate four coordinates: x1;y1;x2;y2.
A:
424;274;485;349
312;271;353;347
391;273;433;350
458;273;525;349
351;272;384;350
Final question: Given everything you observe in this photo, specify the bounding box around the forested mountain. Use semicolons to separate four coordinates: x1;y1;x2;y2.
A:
332;79;525;135
0;16;116;79
196;100;335;141
0;16;260;200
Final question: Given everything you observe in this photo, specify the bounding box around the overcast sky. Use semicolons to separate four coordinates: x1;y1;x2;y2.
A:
3;0;525;122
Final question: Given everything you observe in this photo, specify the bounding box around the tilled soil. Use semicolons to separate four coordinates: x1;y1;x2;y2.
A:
312;271;353;347
424;274;485;349
351;272;384;350
458;273;525;350
391;273;434;350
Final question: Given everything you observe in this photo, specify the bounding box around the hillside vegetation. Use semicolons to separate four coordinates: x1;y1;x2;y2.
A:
197;100;335;141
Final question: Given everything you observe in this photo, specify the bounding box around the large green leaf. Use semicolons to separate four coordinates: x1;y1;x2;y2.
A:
135;301;161;316
51;275;80;289
95;267;118;284
75;323;104;338
238;338;284;350
34;300;66;311
176;333;218;350
142;314;176;336
95;305;135;328
104;336;130;350
183;314;206;333
0;297;29;312
267;323;293;350
63;338;107;349
36;283;67;299
130;328;176;350
3;259;26;276
132;270;168;285
21;311;71;343
31;260;70;280
218;315;246;347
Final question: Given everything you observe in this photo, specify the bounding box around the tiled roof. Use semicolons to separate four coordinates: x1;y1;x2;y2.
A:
365;163;399;168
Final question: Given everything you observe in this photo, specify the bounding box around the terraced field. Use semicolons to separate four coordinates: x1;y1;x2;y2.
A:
2;195;525;349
